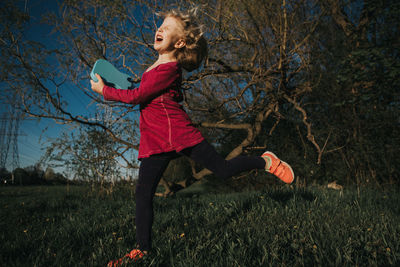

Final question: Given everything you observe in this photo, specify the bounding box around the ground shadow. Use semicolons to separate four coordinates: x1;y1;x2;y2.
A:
268;187;316;203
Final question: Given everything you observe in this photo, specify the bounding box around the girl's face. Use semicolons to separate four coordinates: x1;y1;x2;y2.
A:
154;16;186;54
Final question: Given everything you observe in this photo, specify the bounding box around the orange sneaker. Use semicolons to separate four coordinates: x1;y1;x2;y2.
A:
107;249;145;267
262;151;294;184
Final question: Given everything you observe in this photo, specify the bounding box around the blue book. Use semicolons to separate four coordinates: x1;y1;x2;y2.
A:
90;59;134;89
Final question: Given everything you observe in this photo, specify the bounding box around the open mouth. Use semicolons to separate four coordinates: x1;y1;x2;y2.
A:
155;35;163;42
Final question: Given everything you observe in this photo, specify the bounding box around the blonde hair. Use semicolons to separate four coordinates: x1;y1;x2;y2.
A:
158;8;208;72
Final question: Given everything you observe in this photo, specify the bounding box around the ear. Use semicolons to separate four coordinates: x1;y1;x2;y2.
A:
174;39;186;49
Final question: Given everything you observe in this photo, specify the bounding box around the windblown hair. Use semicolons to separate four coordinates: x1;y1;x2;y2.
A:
158;8;208;72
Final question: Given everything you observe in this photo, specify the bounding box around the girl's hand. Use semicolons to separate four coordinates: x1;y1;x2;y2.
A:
90;73;105;95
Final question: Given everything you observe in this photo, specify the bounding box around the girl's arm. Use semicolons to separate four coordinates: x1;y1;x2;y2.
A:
101;64;180;105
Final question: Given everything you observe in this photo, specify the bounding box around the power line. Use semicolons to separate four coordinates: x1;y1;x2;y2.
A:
18;153;37;163
19;140;40;152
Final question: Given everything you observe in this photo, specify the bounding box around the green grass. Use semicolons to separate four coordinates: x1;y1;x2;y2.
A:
0;185;399;266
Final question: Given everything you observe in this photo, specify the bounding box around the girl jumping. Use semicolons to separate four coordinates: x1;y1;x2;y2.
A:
90;9;294;266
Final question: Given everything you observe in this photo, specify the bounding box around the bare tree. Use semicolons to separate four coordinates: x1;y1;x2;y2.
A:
183;0;329;180
2;0;352;193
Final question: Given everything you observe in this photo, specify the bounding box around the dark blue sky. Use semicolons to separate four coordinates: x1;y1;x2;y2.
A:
6;0;150;177
3;0;95;173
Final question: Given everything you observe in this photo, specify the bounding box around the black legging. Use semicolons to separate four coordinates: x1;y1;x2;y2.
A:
135;140;266;251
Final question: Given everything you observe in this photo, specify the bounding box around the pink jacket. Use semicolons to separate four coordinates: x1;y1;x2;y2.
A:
102;62;204;159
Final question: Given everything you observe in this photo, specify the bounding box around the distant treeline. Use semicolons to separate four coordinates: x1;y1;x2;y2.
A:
0;166;69;186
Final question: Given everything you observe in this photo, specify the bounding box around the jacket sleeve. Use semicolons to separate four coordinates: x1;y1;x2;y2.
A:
102;64;180;105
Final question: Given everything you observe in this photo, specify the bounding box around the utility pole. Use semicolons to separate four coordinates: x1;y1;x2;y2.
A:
0;113;23;183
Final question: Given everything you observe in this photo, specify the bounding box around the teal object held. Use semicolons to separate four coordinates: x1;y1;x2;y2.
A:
90;59;134;89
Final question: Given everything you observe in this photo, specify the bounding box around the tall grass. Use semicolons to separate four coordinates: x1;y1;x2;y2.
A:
0;185;398;266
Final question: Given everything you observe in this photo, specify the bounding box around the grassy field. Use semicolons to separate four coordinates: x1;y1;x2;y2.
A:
0;184;399;266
